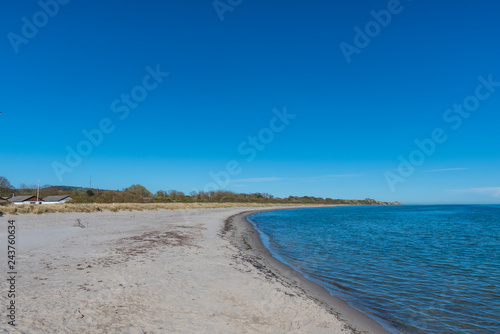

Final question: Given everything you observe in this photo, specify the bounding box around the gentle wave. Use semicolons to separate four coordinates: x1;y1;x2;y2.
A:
249;205;500;334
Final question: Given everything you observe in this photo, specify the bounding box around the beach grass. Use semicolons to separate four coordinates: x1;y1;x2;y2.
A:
0;202;300;215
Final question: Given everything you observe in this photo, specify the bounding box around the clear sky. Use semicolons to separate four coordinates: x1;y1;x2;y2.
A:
1;0;499;204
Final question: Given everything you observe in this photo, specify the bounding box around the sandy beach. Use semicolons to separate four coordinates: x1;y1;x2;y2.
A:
0;207;388;333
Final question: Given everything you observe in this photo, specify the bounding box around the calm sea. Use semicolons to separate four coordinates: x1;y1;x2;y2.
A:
248;205;500;334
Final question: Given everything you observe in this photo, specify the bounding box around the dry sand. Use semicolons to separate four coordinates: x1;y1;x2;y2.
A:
0;207;389;333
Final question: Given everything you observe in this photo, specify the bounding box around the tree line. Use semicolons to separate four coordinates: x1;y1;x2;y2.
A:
0;176;400;205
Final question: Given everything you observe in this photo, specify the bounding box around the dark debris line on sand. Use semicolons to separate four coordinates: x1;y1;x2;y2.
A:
220;212;367;334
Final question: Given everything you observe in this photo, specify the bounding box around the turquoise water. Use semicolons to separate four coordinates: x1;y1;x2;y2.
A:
248;205;500;334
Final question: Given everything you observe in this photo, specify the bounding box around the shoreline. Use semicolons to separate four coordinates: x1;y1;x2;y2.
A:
222;207;391;334
1;206;393;333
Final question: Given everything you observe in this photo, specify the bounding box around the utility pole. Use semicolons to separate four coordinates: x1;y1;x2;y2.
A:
36;179;40;203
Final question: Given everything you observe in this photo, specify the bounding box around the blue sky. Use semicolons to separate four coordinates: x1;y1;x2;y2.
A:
1;0;500;204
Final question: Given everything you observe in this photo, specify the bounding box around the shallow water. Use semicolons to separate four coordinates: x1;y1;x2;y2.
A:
249;205;500;334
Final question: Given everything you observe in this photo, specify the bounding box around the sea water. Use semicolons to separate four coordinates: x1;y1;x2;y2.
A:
248;205;500;333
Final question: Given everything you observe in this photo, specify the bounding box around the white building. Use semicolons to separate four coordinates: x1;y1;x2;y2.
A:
42;195;73;204
8;195;44;205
